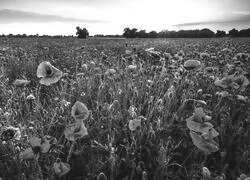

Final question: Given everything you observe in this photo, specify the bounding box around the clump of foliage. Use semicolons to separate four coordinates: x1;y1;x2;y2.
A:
76;26;89;38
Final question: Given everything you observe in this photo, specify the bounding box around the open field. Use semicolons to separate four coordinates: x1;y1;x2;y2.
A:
0;37;250;180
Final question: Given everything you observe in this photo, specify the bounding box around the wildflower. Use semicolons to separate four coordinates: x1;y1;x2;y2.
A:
0;126;21;141
189;130;219;154
186;107;219;154
19;135;57;160
13;79;31;87
64;120;88;141
29;136;57;153
202;167;211;178
128;118;141;131
26;94;35;100
36;61;63;86
215;73;249;89
97;172;108;180
184;60;201;70
71;101;89;121
186;118;218;139
53;158;71;178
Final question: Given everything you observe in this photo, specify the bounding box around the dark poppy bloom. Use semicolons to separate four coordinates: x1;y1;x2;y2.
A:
184;60;201;70
0;126;21;141
37;61;63;86
53;158;71;178
71;101;89;121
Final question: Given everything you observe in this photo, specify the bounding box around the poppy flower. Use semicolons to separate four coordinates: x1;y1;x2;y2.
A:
215;74;249;89
26;94;35;100
184;60;201;70
29;136;57;153
233;74;249;87
189;131;219;154
36;61;63;86
13;79;30;87
0;126;21;141
71;101;89;121
128;118;141;131
97;172;108;180
214;75;237;89
53;158;71;178
202;167;211;178
19;135;57;160
186;118;219;139
64;120;88;141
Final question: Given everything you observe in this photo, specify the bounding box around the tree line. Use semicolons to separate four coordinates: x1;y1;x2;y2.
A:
1;27;250;38
122;28;250;38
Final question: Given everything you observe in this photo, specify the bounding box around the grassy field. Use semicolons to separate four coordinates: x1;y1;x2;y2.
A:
0;37;250;180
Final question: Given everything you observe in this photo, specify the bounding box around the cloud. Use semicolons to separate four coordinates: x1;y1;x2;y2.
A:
0;9;104;24
173;12;250;27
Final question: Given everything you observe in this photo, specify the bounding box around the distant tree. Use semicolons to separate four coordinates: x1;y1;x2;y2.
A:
76;26;89;38
123;28;131;38
216;30;226;37
198;28;215;38
158;30;170;38
123;28;138;38
229;28;238;37
148;31;158;38
137;30;147;38
130;28;138;38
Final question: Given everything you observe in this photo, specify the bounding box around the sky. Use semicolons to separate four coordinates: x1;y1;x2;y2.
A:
0;0;250;35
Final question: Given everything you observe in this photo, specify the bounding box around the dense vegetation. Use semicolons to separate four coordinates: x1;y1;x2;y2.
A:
0;37;250;180
1;27;250;38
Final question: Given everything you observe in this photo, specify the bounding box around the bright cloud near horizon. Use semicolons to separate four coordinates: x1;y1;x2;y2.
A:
0;0;250;35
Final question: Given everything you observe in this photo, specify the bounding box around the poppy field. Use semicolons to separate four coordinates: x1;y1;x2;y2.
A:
0;37;250;180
